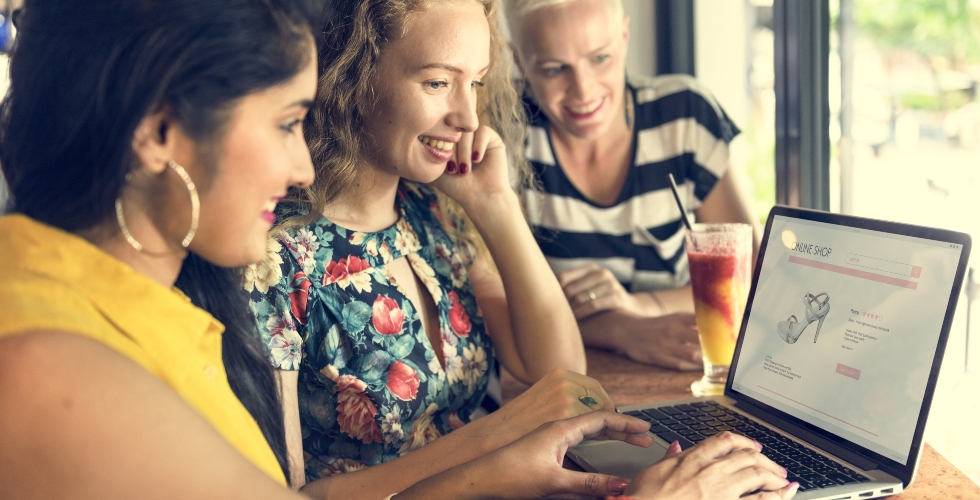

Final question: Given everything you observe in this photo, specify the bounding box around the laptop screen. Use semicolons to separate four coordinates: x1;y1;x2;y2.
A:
730;214;965;466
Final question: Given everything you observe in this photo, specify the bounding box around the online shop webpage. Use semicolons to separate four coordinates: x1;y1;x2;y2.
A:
732;215;963;465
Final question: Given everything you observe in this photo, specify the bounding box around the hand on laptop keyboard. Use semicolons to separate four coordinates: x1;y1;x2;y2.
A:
622;431;798;500
625;402;872;493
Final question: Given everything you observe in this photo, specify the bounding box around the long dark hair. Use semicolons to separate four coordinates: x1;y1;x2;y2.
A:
0;0;321;481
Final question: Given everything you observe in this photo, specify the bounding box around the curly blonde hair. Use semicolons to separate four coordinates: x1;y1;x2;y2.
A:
284;0;529;263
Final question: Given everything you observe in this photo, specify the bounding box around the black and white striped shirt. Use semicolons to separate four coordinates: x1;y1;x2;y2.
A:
522;74;740;292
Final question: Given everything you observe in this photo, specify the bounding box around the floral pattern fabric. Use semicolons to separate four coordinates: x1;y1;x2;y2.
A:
246;182;493;482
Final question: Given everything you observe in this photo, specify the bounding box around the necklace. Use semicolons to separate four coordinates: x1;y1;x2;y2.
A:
624;86;634;128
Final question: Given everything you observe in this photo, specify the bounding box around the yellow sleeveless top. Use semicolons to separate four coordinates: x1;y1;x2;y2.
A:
0;215;286;486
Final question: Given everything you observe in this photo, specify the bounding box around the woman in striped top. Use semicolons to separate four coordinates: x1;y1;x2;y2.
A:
505;0;761;370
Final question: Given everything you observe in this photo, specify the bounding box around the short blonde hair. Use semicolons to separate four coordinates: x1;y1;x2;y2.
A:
503;0;624;55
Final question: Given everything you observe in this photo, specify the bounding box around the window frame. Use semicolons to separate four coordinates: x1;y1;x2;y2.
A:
655;0;696;76
773;0;832;210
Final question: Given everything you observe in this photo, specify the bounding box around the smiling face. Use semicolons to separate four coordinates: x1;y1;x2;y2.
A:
184;46;317;266
516;0;629;140
360;0;491;182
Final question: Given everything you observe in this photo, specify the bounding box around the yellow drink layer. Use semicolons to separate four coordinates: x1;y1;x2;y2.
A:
694;297;740;365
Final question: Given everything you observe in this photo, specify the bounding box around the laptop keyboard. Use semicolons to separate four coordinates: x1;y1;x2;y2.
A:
624;401;872;493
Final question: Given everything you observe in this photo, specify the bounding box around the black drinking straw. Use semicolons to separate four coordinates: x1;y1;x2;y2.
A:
667;173;699;251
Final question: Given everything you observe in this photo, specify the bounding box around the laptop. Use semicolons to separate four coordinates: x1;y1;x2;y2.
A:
567;206;971;499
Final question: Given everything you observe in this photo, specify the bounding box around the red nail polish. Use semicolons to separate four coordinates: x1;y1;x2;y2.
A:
472;151;480;161
608;477;629;492
459;163;468;174
447;161;456;173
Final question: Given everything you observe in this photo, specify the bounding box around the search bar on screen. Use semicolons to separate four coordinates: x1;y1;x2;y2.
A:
845;254;920;277
788;256;919;290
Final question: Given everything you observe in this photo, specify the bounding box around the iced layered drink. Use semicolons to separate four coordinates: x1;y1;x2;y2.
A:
686;224;752;396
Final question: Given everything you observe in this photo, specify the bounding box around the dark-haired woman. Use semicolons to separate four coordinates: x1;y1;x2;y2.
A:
0;0;318;496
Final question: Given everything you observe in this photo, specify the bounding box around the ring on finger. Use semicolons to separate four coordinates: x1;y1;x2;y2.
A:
579;387;599;409
588;289;596;301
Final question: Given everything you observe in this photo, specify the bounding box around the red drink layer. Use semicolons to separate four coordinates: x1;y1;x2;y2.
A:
689;252;739;325
688;249;749;365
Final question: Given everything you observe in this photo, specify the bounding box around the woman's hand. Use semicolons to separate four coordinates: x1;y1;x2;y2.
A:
625;432;799;500
461;368;614;444
296;372;604;499
430;124;513;214
557;264;647;319
616;313;702;371
431;124;588;382
396;411;654;500
580;310;702;371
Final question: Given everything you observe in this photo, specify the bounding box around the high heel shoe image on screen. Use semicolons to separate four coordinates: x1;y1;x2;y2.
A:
776;292;831;344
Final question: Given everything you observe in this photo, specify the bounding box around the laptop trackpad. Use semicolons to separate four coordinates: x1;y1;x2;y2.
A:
569;439;668;479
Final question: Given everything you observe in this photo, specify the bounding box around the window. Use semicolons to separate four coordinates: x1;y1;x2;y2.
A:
829;0;980;485
696;0;778;225
702;0;980;484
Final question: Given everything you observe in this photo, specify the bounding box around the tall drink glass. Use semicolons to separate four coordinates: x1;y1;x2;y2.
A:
686;223;752;396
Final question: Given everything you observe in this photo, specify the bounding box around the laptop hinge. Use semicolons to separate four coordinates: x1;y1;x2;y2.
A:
733;400;879;470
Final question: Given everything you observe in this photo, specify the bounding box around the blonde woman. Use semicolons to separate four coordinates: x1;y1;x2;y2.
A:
245;0;618;496
505;0;761;370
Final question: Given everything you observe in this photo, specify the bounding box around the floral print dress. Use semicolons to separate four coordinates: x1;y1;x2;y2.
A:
246;181;493;482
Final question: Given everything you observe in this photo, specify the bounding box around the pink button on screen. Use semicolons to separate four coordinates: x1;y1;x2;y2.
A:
911;266;922;278
836;363;861;380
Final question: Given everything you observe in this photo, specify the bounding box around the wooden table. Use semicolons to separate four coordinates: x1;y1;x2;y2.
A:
502;349;980;499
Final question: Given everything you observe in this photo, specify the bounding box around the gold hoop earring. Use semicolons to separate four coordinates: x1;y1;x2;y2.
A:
115;160;200;253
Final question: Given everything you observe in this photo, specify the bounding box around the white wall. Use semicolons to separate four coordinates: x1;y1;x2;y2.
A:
622;0;656;77
695;0;753;175
695;0;749;129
